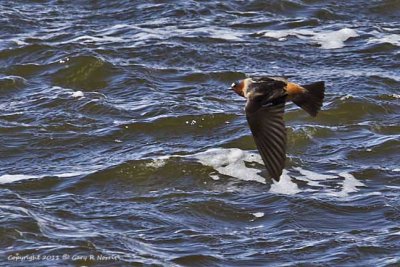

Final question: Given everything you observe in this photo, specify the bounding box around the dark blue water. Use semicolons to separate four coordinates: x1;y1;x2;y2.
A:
1;1;399;266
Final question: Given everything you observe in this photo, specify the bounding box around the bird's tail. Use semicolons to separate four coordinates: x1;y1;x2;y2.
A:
292;81;325;117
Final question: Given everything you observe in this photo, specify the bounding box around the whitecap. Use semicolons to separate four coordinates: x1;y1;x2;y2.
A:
262;28;358;49
329;172;365;197
55;171;89;178
269;170;301;195
368;33;400;46
0;174;41;184
293;167;365;197
262;29;314;39
191;148;266;184
71;90;84;98
10;37;28;46
252;212;265;218
0;171;89;184
312;28;359;49
66;35;125;44
207;28;243;41
142;148;366;197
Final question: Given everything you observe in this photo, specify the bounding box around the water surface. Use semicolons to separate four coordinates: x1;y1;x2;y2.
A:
0;1;399;266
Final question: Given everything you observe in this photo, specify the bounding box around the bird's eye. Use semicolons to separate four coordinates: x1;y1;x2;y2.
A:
231;82;236;88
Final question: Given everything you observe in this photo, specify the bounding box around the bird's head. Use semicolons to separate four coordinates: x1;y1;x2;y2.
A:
230;79;245;97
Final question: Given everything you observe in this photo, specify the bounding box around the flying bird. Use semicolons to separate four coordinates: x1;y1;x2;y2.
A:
231;76;325;181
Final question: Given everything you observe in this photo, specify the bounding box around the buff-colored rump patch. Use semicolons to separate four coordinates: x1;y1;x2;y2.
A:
286;82;305;96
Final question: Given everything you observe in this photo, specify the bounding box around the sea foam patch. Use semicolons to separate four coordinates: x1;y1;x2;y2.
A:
262;27;358;49
330;172;365;197
367;33;400;46
269;170;301;195
189;148;300;195
0;174;41;184
191;148;266;184
145;148;302;194
188;148;365;197
0;171;89;184
312;28;359;49
71;91;84;98
142;148;367;197
294;167;365;197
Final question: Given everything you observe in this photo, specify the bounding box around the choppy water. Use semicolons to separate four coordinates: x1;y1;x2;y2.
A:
1;1;399;266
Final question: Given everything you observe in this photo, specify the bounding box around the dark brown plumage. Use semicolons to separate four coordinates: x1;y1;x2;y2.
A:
231;76;325;181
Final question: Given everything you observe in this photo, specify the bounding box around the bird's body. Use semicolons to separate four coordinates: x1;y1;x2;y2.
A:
231;76;325;181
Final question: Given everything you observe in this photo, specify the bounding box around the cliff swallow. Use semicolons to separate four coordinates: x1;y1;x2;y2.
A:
231;76;325;181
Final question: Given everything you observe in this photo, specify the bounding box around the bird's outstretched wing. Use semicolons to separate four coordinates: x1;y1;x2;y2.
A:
245;98;287;181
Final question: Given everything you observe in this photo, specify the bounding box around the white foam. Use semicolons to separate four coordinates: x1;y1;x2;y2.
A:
55;171;89;178
186;120;197;125
262;29;314;39
340;94;354;100
0;174;40;184
293;167;365;198
312;28;358;49
252;212;265;218
0;171;89;184
245;225;264;229
386;185;400;190
269;170;301;195
391;94;400;99
59;57;70;64
262;28;358;49
368;33;400;46
71;91;84;98
119;24;244;45
295;167;337;181
67;35;125;44
210;174;220;181
146;158;168;168
10;38;28;46
191;148;266;184
329;172;365;197
142;148;366;197
207;28;243;41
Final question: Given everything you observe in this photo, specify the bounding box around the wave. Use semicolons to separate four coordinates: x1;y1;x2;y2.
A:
0;75;26;91
1;147;366;199
52;55;117;90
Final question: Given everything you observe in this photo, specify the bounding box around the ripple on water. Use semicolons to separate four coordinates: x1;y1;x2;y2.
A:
0;75;26;91
316;96;397;125
52;55;118;90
